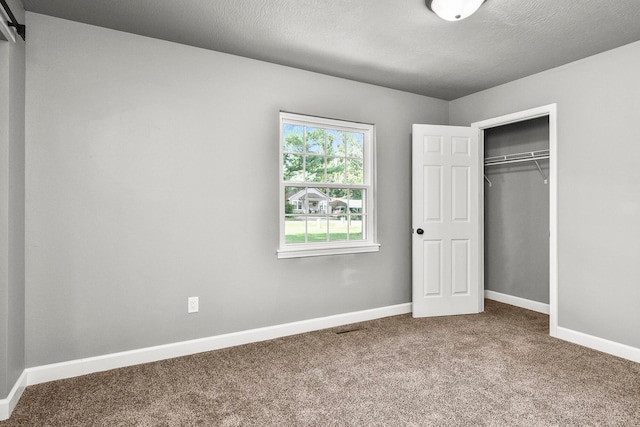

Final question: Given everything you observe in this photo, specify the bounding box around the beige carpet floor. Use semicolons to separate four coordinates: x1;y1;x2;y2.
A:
2;300;639;426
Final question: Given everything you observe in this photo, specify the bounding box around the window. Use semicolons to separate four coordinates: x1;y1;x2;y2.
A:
278;112;379;259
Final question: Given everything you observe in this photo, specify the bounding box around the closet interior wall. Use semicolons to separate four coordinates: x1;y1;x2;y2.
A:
484;116;550;304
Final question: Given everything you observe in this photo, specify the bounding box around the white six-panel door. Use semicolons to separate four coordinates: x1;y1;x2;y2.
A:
412;125;481;317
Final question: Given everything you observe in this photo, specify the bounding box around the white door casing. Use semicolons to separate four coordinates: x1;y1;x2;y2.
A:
412;125;481;317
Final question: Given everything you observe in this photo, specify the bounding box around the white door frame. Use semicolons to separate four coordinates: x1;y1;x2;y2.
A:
472;104;558;337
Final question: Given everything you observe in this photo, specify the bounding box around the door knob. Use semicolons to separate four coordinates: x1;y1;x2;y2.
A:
416;228;424;235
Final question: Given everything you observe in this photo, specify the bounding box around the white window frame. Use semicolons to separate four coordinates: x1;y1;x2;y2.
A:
277;112;379;259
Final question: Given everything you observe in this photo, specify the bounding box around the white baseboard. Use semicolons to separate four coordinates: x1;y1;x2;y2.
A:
26;302;412;386
556;327;640;363
0;370;27;421
484;290;550;314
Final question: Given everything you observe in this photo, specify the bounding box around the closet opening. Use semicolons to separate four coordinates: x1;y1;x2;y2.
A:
473;104;558;337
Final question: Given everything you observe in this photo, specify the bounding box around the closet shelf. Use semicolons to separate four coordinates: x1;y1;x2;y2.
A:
484;149;549;166
484;149;549;186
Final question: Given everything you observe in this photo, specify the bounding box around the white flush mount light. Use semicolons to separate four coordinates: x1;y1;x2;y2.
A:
426;0;486;21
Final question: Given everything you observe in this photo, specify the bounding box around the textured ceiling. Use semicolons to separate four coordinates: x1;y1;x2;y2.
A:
21;0;640;100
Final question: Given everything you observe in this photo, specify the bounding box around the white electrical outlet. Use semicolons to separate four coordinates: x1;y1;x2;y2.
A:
188;296;199;313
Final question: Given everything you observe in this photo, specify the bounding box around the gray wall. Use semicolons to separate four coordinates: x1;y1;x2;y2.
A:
24;13;448;367
0;0;26;398
484;117;549;304
451;41;640;348
15;10;640;375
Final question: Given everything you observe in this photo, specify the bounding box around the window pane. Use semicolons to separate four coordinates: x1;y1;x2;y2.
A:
349;215;364;241
346;132;364;158
306;127;326;154
319;188;330;215
328;188;348;215
285;216;306;244
283;154;305;182
306;155;326;182
306;217;328;242
283;124;304;153
329;216;349;242
348;189;364;214
328;130;345;156
346;158;364;184
305;188;329;215
326;157;345;183
285;187;305;214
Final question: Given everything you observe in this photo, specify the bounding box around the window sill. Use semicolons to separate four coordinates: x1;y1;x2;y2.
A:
277;243;380;259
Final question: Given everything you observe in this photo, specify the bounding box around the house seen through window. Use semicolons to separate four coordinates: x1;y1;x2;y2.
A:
278;112;379;258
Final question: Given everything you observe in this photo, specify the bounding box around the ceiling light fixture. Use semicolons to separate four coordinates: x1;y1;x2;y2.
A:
426;0;485;21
